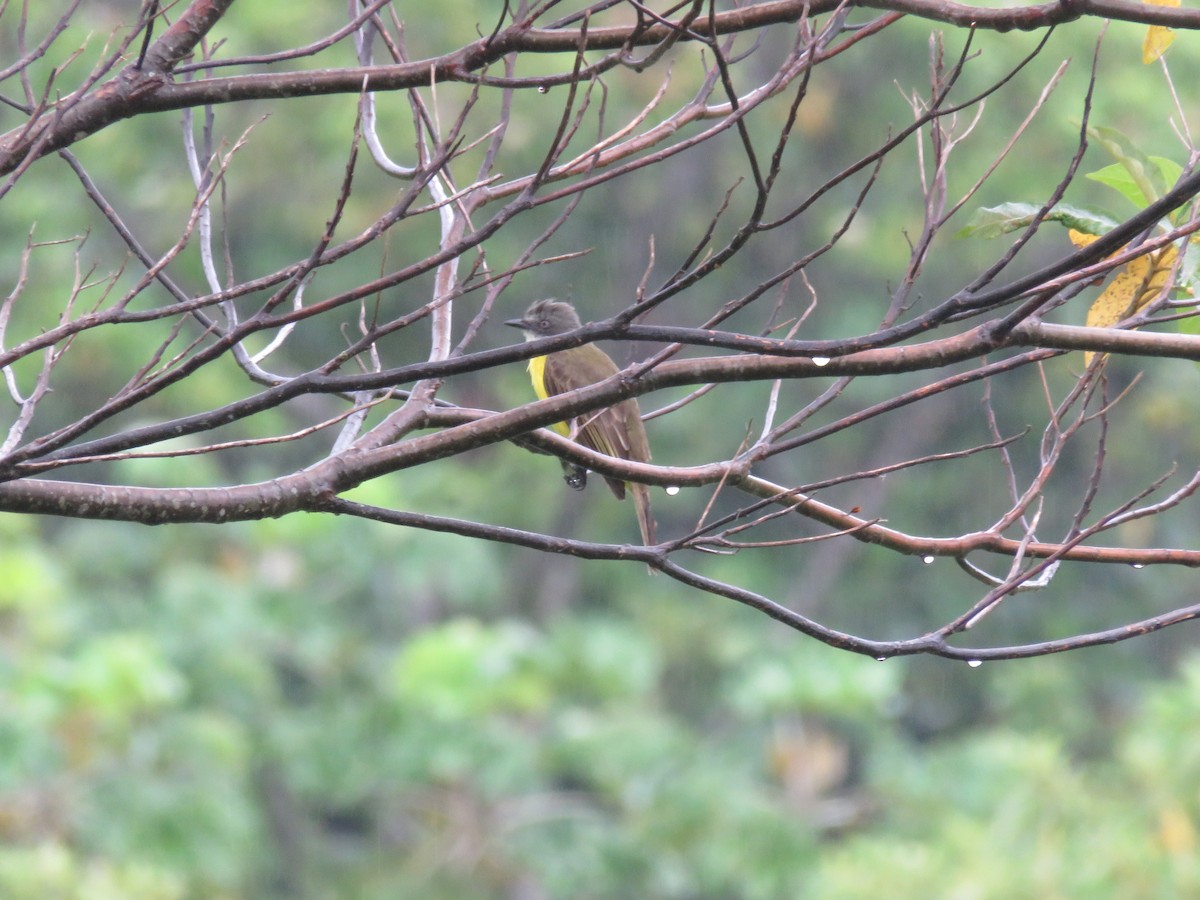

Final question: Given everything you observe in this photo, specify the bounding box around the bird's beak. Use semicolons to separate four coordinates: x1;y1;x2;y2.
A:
503;317;526;329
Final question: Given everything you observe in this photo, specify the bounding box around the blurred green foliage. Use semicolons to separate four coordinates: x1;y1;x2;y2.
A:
2;2;1200;897
3;510;1200;897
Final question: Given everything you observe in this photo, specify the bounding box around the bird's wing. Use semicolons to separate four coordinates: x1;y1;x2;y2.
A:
542;346;656;545
543;349;632;499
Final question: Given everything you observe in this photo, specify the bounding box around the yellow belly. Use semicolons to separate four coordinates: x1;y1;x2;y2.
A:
528;355;569;436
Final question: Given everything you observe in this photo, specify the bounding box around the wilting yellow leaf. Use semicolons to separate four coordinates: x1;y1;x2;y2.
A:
1085;246;1176;328
1143;0;1180;64
1068;229;1099;248
1084;244;1178;364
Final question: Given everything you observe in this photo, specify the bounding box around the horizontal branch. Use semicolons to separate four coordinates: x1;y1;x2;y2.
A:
331;497;1200;662
733;475;1200;567
5;0;1200;175
10;323;1007;471
1008;321;1200;359
22;312;1200;473
5;360;1200;574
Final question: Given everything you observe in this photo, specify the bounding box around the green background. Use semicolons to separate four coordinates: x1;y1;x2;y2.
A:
1;3;1199;896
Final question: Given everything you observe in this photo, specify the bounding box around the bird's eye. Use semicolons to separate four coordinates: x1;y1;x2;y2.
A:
538;319;549;329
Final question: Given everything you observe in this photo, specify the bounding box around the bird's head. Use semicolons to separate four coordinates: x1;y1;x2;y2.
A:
504;299;582;340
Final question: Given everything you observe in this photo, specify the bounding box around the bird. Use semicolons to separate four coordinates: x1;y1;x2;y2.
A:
505;299;656;547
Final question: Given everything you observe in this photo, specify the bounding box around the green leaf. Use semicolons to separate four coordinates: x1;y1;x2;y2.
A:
1049;203;1123;236
1086;125;1167;205
1151;155;1183;191
957;203;1118;239
1085;163;1152;210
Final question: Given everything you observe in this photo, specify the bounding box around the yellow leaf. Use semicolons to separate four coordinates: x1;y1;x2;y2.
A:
1144;25;1176;62
1143;0;1180;64
1068;229;1099;248
1084;244;1177;364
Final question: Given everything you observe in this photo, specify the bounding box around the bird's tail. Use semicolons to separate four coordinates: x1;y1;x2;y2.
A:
631;481;657;562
